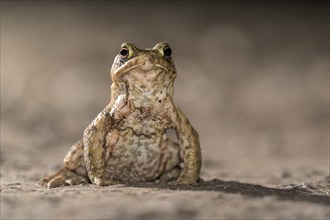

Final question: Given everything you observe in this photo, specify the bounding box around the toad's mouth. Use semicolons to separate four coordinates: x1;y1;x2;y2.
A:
112;56;176;80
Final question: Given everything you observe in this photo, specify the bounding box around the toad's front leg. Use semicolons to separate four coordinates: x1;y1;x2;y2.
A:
173;109;202;185
83;108;121;186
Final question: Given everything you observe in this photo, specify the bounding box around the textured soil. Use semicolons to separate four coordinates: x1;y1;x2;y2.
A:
1;1;329;219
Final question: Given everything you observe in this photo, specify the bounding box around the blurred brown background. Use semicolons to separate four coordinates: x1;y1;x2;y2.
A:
0;1;329;219
1;1;329;219
1;0;329;184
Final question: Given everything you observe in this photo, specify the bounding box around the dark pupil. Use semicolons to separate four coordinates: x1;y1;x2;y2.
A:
120;48;129;57
163;47;172;57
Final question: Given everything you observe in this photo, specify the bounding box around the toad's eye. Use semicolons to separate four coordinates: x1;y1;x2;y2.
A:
163;47;172;58
120;47;129;57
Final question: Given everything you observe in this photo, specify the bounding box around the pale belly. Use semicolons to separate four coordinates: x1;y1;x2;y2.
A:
105;128;167;182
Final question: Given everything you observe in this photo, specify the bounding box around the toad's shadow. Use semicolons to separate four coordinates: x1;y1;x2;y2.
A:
128;179;329;206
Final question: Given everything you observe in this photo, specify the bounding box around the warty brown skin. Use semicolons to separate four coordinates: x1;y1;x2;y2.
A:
38;42;201;187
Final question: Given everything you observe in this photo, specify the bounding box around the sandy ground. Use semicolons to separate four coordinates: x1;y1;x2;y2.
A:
1;1;329;219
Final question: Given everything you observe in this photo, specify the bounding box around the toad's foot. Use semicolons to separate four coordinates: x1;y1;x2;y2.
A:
92;177;123;186
38;167;90;188
175;174;199;185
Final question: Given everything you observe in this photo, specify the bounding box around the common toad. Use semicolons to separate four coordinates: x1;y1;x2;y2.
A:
38;42;201;187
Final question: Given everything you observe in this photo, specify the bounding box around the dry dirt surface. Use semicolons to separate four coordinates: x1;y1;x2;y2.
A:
1;1;329;219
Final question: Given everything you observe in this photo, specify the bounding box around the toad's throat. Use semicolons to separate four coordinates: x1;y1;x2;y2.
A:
126;92;164;109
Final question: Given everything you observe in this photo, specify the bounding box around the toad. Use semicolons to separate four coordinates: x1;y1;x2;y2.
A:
38;42;201;187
